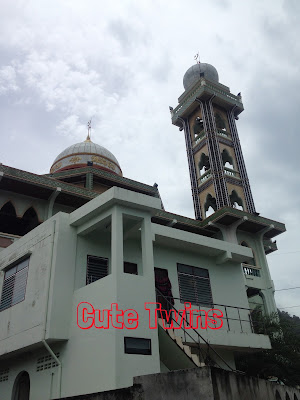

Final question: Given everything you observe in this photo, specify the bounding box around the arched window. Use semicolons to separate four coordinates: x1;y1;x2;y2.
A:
275;390;282;400
230;190;244;211
193;116;204;137
215;113;226;131
286;394;291;400
221;149;234;170
240;241;256;266
294;394;298;400
12;371;30;400
204;194;217;218
21;207;39;235
0;201;18;235
199;153;210;176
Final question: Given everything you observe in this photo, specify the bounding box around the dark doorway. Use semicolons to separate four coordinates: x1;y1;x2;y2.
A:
154;268;174;311
12;371;30;400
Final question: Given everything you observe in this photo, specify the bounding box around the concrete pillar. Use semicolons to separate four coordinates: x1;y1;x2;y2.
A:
110;206;123;277
141;215;155;277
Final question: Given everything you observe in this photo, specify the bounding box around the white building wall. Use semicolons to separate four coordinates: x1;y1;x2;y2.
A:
0;187;275;399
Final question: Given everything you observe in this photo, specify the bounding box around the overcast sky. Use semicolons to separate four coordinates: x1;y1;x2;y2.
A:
0;0;299;316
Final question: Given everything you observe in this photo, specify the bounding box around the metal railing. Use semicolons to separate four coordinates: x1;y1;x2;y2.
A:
156;290;266;337
156;288;251;373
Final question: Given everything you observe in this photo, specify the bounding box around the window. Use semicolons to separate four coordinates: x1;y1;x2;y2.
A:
177;263;213;306
124;337;151;355
124;262;138;275
0;258;29;311
86;255;108;285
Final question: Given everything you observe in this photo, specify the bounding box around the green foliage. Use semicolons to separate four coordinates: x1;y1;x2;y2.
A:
236;310;300;387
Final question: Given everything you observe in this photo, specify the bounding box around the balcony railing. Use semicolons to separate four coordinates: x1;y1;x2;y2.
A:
156;291;265;336
224;167;240;179
242;264;261;277
194;130;206;146
199;169;212;185
217;129;231;138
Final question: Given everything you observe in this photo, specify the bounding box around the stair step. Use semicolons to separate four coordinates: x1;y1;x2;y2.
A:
159;318;204;368
191;353;201;367
183;345;192;357
174;336;183;348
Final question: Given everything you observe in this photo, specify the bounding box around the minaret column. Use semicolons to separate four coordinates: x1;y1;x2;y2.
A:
179;117;202;220
197;98;230;209
227;109;256;213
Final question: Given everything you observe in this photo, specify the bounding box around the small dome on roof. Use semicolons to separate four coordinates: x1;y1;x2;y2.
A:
50;136;122;176
183;62;219;90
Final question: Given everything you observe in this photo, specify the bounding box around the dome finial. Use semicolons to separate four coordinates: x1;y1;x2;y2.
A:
194;51;200;64
85;119;92;142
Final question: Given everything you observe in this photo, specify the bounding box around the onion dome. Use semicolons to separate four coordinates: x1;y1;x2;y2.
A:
183;62;219;90
50;134;122;176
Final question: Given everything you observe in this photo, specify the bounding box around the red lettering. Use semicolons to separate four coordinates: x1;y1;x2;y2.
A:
77;302;94;329
207;309;223;330
124;309;139;329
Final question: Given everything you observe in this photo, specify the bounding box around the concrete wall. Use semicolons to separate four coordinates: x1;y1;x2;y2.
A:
55;367;300;400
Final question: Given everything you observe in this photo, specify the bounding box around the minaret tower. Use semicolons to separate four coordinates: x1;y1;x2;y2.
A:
171;62;255;220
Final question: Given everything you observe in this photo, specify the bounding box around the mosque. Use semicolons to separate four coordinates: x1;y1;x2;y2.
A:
0;61;294;400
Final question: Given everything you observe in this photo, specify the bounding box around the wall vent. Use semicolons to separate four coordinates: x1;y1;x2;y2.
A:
36;353;60;372
0;368;9;382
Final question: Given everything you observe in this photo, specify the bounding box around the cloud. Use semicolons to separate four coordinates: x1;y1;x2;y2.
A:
0;65;18;94
0;0;299;315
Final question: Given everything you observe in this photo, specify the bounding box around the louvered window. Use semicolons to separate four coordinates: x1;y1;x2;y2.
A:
86;255;108;285
177;263;213;306
0;258;29;311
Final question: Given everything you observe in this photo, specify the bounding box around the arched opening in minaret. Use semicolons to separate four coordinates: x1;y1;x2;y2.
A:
230;190;244;210
204;194;217;218
199;153;210;176
215;113;227;131
221;149;234;170
193;116;204;137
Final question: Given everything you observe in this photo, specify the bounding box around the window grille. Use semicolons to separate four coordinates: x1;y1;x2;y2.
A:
124;262;138;275
0;369;9;382
36;353;60;372
0;258;29;312
177;263;213;306
86;255;108;285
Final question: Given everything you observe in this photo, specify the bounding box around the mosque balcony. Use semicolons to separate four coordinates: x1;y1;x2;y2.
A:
224;167;240;179
193;130;206;146
217;129;231;139
171;78;244;127
198;169;212;186
242;263;261;278
263;239;278;254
